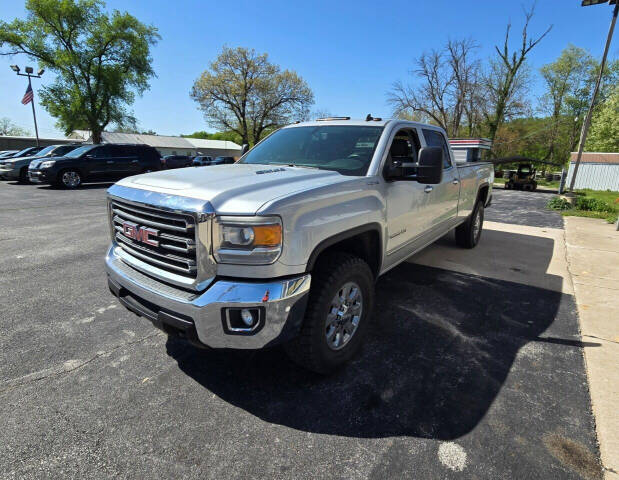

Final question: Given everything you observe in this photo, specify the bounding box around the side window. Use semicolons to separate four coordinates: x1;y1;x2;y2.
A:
90;146;110;158
385;128;421;178
422;129;452;169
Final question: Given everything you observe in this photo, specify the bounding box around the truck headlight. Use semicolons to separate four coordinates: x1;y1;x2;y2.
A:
40;160;56;168
214;216;282;265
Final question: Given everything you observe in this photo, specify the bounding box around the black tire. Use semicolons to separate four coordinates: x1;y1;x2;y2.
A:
504;182;511;190
284;252;375;374
57;169;82;189
455;200;484;249
18;167;29;184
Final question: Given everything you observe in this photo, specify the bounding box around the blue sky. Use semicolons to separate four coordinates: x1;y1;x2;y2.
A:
1;0;617;138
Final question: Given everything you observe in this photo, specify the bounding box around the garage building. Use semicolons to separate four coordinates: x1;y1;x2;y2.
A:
68;130;242;158
565;152;619;191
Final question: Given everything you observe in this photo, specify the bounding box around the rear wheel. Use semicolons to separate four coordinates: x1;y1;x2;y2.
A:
58;169;82;189
284;252;374;374
455;200;484;249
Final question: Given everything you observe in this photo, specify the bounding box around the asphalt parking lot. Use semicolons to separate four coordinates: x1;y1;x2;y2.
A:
0;181;602;479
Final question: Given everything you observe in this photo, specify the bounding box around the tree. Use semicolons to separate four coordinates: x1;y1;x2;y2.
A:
191;46;314;146
182;130;243;144
539;45;595;163
0;0;159;143
388;38;482;137
483;5;552;148
586;85;619;152
0;117;30;136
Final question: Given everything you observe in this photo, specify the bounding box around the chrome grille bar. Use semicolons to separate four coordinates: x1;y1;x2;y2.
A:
110;198;198;279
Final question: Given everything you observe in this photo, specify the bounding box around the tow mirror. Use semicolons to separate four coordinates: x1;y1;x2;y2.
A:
417;147;443;184
384;146;443;184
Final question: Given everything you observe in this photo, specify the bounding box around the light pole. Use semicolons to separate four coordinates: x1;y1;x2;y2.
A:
10;65;45;147
568;0;618;193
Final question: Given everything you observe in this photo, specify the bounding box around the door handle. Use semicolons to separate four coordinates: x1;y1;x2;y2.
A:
424;185;433;193
453;179;459;184
131;159;138;163
106;160;114;164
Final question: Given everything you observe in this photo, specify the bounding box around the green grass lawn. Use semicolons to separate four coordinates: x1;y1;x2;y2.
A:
548;189;619;223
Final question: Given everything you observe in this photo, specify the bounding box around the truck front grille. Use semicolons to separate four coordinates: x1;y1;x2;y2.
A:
110;199;198;279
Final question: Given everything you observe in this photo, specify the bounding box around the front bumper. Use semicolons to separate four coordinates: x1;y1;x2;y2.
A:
105;245;311;349
0;166;19;179
28;169;53;183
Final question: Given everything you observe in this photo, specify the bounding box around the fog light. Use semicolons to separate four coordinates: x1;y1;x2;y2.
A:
240;308;255;326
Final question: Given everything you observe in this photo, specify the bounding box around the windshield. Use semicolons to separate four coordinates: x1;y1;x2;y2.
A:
13;148;35;157
65;145;96;158
239;125;384;176
35;145;56;157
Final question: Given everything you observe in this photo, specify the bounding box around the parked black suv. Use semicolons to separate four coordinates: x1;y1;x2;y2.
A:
28;143;161;188
162;155;193;169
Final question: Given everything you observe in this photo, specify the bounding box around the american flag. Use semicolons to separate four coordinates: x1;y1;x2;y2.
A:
21;84;33;105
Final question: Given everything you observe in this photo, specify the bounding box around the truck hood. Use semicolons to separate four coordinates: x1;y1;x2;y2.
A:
116;164;351;214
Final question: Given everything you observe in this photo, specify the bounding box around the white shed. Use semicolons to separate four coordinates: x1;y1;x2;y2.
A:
565;152;619;191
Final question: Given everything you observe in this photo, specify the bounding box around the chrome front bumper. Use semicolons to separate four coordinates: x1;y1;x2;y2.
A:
105;245;311;349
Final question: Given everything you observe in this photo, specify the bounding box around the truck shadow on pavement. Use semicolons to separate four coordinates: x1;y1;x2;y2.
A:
166;233;592;441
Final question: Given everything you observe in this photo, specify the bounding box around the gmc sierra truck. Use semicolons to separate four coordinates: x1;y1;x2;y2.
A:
105;118;493;373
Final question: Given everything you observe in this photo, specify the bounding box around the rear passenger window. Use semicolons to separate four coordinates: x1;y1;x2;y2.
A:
91;146;110;158
422;129;452;169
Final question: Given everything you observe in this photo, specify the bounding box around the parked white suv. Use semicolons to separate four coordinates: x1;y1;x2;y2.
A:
105;118;493;372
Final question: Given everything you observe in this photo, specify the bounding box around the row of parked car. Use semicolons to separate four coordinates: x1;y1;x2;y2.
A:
0;144;236;188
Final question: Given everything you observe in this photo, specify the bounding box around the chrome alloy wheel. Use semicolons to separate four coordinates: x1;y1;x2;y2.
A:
473;208;482;241
325;281;363;350
62;171;81;188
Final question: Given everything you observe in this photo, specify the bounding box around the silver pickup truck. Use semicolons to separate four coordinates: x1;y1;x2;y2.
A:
105;118;493;373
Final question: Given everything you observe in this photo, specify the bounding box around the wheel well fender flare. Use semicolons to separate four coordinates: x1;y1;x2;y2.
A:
306;223;383;276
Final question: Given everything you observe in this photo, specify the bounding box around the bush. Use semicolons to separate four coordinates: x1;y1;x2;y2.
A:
547;197;572;211
574;197;615;213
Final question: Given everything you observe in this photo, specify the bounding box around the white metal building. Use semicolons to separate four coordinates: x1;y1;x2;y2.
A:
69;130;242;158
448;138;492;163
565;152;619;191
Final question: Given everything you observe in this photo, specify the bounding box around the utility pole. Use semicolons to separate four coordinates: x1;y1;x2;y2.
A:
9;65;45;147
568;1;618;193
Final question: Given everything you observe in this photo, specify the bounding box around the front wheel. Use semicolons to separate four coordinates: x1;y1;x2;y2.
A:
58;169;82;189
455;200;484;249
284;252;374;374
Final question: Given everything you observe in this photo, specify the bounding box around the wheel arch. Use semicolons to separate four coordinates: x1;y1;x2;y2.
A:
306;223;383;279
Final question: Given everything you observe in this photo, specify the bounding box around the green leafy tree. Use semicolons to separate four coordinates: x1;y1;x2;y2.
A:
483;6;552;149
0;0;159;143
586;86;619;152
539;45;595;164
182;130;243;144
191;46;314;146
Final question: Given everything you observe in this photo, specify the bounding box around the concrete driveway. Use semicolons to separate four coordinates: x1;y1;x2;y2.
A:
0;184;602;479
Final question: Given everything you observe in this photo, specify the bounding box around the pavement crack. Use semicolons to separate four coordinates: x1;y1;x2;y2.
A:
0;331;162;394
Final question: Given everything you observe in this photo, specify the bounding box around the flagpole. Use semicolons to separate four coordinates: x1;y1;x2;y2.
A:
10;65;44;147
28;76;40;147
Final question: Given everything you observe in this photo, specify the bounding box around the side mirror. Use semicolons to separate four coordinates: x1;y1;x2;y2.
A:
240;144;249;156
417;146;443;184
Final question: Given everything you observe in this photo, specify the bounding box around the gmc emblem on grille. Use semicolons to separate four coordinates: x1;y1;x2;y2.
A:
122;221;159;247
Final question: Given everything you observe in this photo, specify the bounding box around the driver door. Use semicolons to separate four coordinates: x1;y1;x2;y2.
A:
382;128;433;264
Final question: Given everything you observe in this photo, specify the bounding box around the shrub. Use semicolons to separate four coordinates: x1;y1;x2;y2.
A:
547;196;572;211
574;197;615;213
